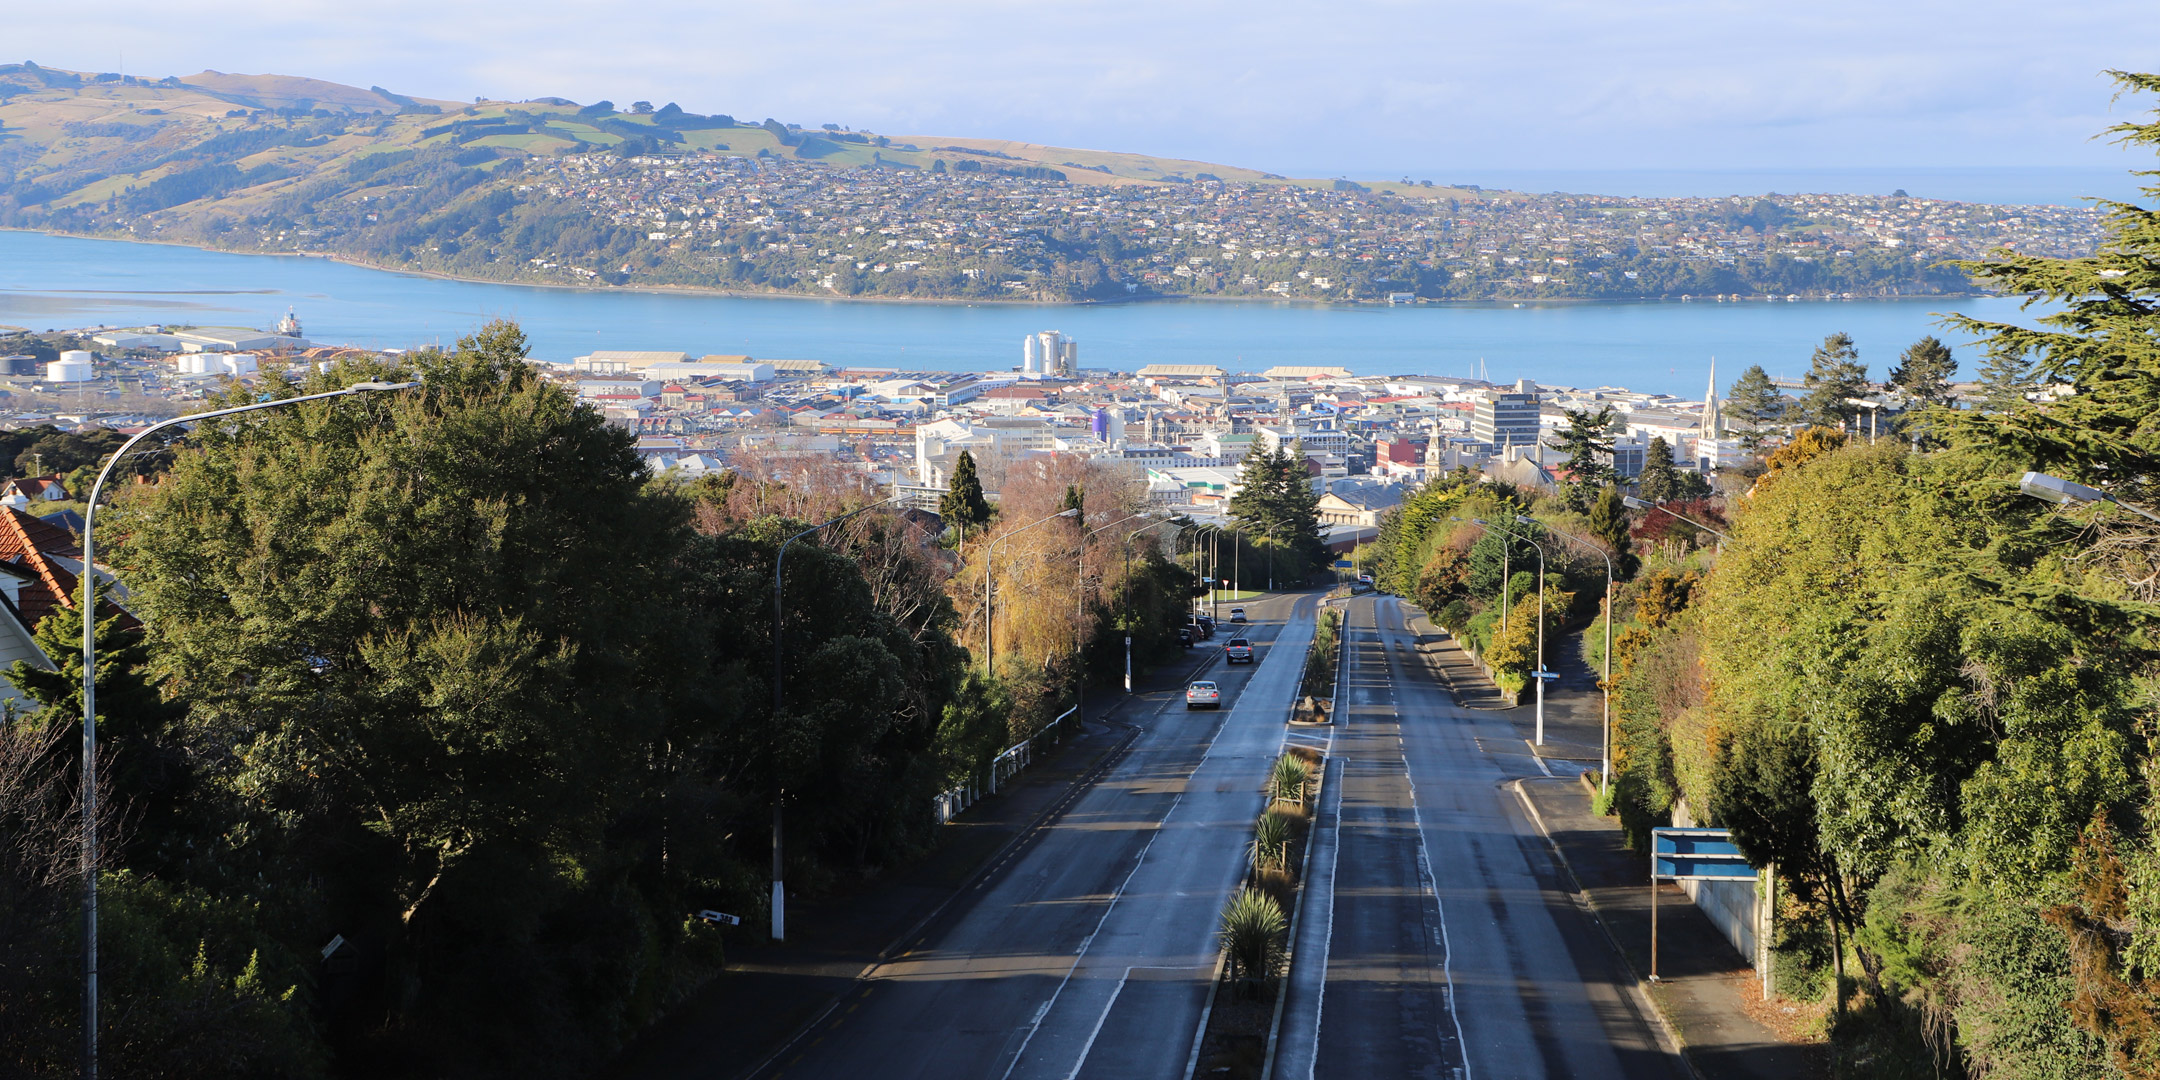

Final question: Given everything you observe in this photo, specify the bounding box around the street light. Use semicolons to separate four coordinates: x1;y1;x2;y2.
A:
2019;471;2160;524
1518;515;1614;788
1621;494;1732;543
771;491;905;941
1075;512;1145;723
984;507;1081;675
78;379;418;1080
1472;517;1549;746
1123;518;1181;692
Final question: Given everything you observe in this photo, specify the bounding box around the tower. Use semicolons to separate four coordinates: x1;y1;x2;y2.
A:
1702;357;1722;439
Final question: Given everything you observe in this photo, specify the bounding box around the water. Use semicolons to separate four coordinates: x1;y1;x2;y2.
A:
0;230;2054;398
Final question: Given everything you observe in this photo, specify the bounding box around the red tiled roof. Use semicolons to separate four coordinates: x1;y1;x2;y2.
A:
0;506;135;631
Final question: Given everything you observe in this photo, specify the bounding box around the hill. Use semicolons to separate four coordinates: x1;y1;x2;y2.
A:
0;62;2081;304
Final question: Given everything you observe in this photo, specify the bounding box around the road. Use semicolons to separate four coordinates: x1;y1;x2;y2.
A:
759;590;1316;1080
1274;594;1681;1080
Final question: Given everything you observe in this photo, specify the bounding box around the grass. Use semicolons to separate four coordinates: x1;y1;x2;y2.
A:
1209;589;1262;602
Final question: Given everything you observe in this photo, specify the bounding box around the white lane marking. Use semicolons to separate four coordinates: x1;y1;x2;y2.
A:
1303;757;1345;1080
1385;596;1473;1080
1068;966;1182;1080
1009;595;1312;1080
1526;742;1554;778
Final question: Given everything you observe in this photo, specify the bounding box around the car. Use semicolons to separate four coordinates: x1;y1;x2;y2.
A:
1224;638;1253;664
1229;607;1247;623
1178;627;1194;648
1196;615;1216;637
1185;680;1221;709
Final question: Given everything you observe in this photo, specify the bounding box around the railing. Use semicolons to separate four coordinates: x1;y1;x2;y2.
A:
933;706;1076;824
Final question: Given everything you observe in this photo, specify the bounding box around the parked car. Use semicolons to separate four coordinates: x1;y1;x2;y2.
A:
1185;680;1221;709
1196;614;1216;637
1178;627;1194;648
1225;638;1253;664
1229;606;1247;623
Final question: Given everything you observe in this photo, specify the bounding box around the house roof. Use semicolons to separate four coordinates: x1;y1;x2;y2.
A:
0;506;87;629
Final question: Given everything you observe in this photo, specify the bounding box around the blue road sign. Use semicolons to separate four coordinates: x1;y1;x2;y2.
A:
1651;828;1753;880
1333;560;1354;568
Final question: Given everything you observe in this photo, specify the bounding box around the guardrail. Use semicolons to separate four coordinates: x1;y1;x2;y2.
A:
933;706;1077;824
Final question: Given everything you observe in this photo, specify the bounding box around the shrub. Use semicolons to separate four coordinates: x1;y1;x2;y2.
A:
1219;887;1288;994
1269;754;1311;806
1250;809;1294;873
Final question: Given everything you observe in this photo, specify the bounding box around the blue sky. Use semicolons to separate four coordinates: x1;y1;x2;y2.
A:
14;0;2160;179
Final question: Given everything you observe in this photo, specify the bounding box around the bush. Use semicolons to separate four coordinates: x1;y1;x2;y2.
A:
1219;887;1288;995
1250;809;1293;873
1436;599;1471;632
1269;754;1311;807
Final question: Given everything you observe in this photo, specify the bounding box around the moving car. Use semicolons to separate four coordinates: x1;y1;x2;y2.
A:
1229;607;1247;623
1185;680;1222;709
1224;637;1253;664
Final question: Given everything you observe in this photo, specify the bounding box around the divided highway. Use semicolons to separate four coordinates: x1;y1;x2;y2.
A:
759;591;1316;1080
1275;595;1681;1080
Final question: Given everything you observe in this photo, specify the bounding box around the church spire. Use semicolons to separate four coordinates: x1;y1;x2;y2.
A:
1702;357;1721;439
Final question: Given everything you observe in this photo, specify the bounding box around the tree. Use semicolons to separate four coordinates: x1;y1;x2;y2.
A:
1972;345;2034;414
1635;436;1682;502
941;449;992;548
1725;364;1785;450
1586;483;1637;580
1799;332;1869;429
1547;406;1616;511
1888;335;1957;407
1229;444;1324;575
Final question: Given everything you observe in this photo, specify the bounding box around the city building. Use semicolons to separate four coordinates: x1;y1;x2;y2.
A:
1471;379;1543;451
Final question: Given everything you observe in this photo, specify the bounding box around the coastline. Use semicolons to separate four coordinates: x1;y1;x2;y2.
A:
0;227;1982;309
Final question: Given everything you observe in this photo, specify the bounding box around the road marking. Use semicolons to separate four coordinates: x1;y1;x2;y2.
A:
1525;742;1554;777
1385;596;1473;1080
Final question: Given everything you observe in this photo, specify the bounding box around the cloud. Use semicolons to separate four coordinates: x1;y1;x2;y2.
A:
10;0;2158;174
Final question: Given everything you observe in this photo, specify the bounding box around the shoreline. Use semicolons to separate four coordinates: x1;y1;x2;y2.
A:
0;228;1983;310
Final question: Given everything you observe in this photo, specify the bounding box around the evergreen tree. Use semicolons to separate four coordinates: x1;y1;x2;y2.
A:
1547;406;1616;511
1725;364;1785;450
1799;332;1869;429
1973;346;2034;414
1889;335;1958;407
1586;483;1637;580
941;449;992;547
1229;444;1324;574
1635;436;1683;502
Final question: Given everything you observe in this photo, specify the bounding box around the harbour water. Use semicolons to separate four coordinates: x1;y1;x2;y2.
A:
0;230;2052;398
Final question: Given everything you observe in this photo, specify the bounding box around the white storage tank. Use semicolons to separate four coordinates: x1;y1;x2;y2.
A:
45;351;94;383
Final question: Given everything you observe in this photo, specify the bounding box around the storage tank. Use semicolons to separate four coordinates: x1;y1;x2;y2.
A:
45;351;94;383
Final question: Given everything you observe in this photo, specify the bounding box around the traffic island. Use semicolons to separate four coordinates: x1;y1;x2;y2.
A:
1191;745;1327;1080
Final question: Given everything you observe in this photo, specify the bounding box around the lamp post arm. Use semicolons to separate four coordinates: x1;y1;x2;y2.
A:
80;379;414;1079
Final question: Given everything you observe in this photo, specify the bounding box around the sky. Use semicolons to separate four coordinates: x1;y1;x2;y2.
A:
13;0;2160;182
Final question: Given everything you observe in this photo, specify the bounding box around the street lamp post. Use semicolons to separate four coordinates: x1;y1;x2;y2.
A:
2018;471;2160;524
1519;515;1615;788
1075;512;1144;724
1123;518;1180;692
78;379;418;1080
1473;517;1548;745
984;507;1080;675
772;491;905;941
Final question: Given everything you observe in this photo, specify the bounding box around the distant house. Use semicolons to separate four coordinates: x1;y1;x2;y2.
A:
0;475;70;505
0;506;139;709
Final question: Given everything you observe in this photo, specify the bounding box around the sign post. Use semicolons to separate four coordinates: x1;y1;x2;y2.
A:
1649;827;1752;981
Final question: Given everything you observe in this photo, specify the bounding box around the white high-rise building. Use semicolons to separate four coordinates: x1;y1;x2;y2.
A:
1023;330;1077;378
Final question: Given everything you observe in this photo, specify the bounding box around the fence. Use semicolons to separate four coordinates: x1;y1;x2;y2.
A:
933;706;1075;824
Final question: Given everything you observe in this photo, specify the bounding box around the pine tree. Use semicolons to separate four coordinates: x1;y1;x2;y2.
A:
941;449;992;548
1586;483;1637;580
1636;435;1682;502
1889;335;1958;407
1973;347;2034;414
1725;364;1785;450
1800;332;1870;429
1547;406;1617;511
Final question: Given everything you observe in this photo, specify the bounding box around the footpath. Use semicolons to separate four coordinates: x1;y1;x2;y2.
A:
610;611;1247;1080
1404;610;1823;1080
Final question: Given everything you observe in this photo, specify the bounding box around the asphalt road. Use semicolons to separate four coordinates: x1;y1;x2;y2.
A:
1274;594;1683;1080
757;591;1317;1080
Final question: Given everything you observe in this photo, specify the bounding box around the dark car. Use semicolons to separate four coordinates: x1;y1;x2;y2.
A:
1178;627;1194;648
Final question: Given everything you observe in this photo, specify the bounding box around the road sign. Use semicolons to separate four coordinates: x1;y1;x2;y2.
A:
695;909;742;926
1651;828;1751;880
1531;670;1559;681
1333;559;1353;568
1648;826;1753;983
